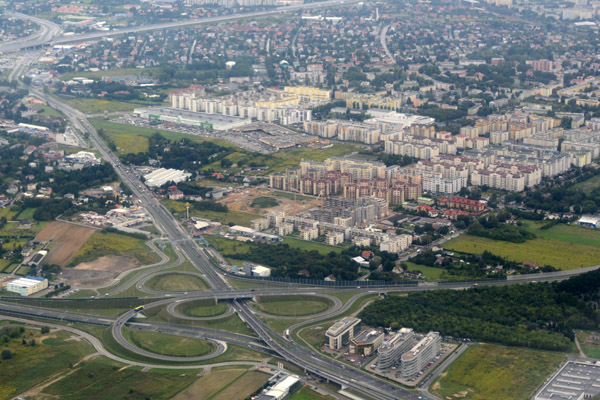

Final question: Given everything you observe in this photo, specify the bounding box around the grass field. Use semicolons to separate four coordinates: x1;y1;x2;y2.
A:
69;231;159;266
577;331;600;359
142;305;255;336
403;261;444;280
522;221;600;249
177;299;229;317
123;328;215;357
162;200;258;227
61;97;141;114
251;295;333;317
106;131;149;154
281;237;343;255
432;344;565;400
288;386;336;400
263;144;361;174
444;233;600;270
89;117;236;150
0;323;95;400
172;367;269;400
145;273;208;292
15;207;36;220
250;196;279;208
42;357;197;400
32;104;66;119
572;174;600;193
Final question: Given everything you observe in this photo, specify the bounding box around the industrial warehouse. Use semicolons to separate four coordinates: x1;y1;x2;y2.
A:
6;276;49;296
535;361;600;400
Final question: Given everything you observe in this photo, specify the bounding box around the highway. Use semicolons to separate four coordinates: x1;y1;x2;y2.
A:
8;52;600;400
0;12;61;53
0;0;359;53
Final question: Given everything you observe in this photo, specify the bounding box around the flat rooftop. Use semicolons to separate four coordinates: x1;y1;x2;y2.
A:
136;107;250;124
535;361;600;400
353;330;383;345
327;317;360;337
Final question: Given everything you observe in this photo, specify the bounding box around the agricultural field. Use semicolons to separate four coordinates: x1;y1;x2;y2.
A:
0;322;95;400
42;357;198;400
123;328;215;357
251;295;333;317
35;221;96;267
172;367;269;400
444;232;600;270
431;344;565;400
69;231;159;266
145;273;208;292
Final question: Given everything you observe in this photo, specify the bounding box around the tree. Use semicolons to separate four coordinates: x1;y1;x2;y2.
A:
1;349;12;360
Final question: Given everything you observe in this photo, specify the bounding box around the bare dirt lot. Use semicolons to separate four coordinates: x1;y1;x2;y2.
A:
35;222;96;267
59;255;138;288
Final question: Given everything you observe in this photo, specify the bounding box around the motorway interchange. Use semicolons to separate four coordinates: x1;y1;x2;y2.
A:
2;10;600;400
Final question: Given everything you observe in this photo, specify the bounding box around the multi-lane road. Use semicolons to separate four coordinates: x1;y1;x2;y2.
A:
4;13;600;398
0;12;61;53
0;0;359;53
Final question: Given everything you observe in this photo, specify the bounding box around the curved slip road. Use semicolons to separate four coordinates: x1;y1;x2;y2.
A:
167;299;235;321
0;315;264;370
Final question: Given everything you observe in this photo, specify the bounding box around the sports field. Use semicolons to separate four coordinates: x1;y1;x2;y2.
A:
432;344;565;400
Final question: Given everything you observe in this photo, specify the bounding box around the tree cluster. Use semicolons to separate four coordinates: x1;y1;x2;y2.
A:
360;270;600;351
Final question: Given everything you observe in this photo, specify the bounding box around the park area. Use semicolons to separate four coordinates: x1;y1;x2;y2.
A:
444;222;600;270
432;344;565;400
